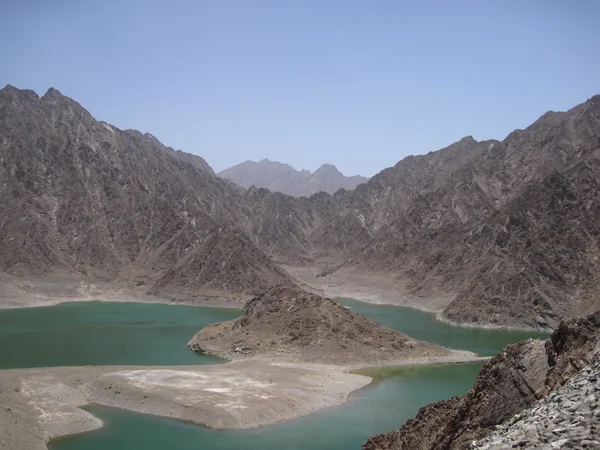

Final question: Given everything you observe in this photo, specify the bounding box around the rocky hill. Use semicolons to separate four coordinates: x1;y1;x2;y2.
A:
0;85;291;298
362;311;600;450
218;159;368;197
187;286;466;365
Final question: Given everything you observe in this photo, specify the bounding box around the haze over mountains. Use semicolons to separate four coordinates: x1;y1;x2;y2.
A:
218;159;368;197
1;84;599;329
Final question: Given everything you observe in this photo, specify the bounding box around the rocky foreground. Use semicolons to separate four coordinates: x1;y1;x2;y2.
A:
472;353;600;449
363;311;600;450
188;286;476;365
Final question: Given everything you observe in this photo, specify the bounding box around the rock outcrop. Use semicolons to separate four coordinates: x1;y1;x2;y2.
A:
362;311;600;450
218;159;368;197
471;353;600;449
188;286;458;365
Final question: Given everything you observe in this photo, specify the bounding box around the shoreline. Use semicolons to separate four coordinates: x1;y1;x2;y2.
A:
0;268;545;332
0;352;487;450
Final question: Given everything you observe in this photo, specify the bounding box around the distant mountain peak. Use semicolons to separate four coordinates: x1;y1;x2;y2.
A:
43;87;63;97
218;159;368;197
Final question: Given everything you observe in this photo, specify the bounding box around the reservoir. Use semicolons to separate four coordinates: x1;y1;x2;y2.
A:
0;300;547;449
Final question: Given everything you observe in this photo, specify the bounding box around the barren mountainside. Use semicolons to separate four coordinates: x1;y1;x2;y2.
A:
218;159;368;196
1;84;599;329
0;85;291;297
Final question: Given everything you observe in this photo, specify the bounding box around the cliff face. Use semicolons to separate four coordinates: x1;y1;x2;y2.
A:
363;312;600;450
187;286;456;365
472;353;600;449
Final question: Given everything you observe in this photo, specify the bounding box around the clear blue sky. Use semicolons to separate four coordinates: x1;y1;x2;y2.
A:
1;1;599;176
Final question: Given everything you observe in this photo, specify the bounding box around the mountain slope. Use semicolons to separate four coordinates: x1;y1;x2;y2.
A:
250;96;600;329
218;159;368;196
2;84;599;328
0;85;291;297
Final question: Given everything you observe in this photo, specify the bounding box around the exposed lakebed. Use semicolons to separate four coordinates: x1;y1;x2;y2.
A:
0;300;547;449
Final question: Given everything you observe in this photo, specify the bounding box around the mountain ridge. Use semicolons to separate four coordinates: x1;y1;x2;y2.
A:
218;159;368;197
1;84;599;329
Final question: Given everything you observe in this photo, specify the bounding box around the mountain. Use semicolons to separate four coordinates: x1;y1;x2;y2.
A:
0;85;291;299
218;159;368;196
362;311;600;449
1;84;599;329
245;96;600;329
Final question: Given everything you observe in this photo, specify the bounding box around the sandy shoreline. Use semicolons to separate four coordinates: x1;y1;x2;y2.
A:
0;273;249;310
0;350;487;450
0;264;452;312
280;265;456;313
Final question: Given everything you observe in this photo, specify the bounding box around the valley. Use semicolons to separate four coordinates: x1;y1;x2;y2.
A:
0;84;599;449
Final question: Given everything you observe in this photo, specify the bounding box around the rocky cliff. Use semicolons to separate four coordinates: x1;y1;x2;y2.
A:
187;286;462;365
218;159;368;197
471;353;600;449
362;311;600;450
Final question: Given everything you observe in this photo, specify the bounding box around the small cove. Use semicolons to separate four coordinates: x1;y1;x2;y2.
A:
0;299;548;449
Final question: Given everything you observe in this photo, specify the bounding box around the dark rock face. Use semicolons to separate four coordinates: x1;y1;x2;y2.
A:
218;159;368;197
362;312;600;450
0;85;290;296
187;286;451;365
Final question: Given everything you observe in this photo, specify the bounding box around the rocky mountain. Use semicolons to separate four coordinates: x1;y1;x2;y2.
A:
188;286;466;365
363;311;600;450
0;85;291;298
245;95;600;329
1;83;599;329
218;159;368;196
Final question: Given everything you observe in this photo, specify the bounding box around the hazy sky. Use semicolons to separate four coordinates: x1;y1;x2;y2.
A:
1;1;599;176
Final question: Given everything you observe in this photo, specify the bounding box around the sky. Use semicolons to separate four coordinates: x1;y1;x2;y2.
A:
1;1;599;177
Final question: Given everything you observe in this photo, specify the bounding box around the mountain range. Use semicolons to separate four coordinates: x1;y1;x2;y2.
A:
218;159;368;197
1;84;599;329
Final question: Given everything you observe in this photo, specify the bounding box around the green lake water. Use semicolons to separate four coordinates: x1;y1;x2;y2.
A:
0;301;241;368
0;299;548;450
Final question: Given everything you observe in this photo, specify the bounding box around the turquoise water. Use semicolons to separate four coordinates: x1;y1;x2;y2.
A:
0;301;241;368
51;363;484;450
0;299;548;449
338;298;548;356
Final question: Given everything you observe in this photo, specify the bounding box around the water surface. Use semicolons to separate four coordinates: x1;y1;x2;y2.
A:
0;299;548;450
0;301;241;368
338;298;548;356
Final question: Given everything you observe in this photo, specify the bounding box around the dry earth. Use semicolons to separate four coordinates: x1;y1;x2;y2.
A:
281;265;455;312
0;361;371;450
